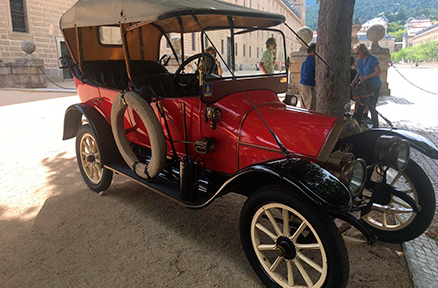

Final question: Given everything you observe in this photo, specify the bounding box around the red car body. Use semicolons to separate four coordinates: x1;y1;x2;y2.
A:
74;76;339;175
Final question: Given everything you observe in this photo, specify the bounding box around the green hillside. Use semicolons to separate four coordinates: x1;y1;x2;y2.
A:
305;0;438;31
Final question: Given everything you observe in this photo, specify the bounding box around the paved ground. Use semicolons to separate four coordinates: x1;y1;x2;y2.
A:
379;65;438;288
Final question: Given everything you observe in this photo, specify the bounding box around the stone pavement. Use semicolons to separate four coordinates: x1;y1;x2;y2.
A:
378;66;438;288
0;78;77;93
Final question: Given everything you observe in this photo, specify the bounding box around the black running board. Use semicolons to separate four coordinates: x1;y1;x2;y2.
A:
104;161;208;207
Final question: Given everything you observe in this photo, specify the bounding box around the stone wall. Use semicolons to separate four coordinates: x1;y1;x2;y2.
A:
287;27;313;96
1;0;77;81
288;51;307;95
0;58;46;88
0;40;46;88
370;47;390;96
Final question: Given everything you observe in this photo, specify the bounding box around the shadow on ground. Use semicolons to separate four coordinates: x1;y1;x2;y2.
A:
0;152;262;288
0;151;415;287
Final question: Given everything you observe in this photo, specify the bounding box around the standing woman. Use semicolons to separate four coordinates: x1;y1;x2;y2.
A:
353;43;382;128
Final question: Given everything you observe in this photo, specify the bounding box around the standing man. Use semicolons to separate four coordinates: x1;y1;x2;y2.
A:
259;38;277;75
298;43;316;110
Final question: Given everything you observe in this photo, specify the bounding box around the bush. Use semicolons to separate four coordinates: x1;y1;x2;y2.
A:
391;41;438;62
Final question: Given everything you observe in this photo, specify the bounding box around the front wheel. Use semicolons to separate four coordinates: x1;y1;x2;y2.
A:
361;160;436;243
240;185;349;288
76;124;113;192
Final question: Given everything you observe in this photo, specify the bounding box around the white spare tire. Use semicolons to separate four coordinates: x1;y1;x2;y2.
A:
111;91;166;179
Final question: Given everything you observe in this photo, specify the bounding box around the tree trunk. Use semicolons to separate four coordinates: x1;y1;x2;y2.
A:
315;0;355;116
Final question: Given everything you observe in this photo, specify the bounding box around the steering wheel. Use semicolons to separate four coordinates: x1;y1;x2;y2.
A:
159;54;172;66
174;53;217;86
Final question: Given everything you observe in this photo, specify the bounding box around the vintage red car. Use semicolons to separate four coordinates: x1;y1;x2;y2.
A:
61;0;437;287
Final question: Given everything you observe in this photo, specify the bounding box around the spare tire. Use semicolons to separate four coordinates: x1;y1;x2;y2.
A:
111;91;166;179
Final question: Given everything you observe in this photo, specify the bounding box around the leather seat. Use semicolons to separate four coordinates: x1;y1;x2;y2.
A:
80;60;198;98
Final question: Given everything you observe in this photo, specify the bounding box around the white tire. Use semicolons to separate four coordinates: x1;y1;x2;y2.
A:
111;91;166;179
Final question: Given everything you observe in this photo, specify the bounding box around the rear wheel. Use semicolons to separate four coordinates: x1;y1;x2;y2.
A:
240;185;349;288
76;124;113;192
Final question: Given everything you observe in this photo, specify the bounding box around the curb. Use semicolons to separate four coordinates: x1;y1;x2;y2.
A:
0;88;77;93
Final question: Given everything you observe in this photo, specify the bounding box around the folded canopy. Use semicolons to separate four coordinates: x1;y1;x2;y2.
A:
60;0;285;31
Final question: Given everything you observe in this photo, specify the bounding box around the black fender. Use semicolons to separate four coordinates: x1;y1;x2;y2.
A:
62;103;121;165
192;158;352;213
336;127;438;163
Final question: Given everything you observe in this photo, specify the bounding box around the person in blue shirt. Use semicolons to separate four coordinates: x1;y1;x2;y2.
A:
353;43;383;128
299;43;316;110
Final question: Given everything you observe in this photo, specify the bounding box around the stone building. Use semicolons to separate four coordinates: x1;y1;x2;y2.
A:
1;0;305;82
359;15;389;32
413;23;438;47
1;0;77;81
225;0;305;70
402;16;434;49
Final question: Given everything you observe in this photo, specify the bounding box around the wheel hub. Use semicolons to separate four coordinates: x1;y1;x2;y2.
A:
374;183;393;205
87;154;96;163
275;236;296;260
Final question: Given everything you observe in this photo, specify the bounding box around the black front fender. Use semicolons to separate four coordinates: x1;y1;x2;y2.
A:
336;128;438;163
212;158;352;214
372;128;438;159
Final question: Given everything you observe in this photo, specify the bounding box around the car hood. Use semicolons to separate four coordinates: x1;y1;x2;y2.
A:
238;103;338;160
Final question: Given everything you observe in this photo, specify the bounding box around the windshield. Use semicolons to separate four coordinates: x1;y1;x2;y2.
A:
227;28;286;77
159;28;287;77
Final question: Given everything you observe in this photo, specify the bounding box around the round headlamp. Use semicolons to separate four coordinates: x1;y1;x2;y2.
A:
375;136;410;171
341;159;367;198
393;139;410;171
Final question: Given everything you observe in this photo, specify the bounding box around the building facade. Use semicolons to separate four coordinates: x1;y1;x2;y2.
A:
413;23;438;46
360;15;389;32
225;0;305;70
402;16;434;49
1;0;77;81
1;0;305;82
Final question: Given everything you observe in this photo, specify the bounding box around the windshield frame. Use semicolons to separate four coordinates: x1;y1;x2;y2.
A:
197;26;288;79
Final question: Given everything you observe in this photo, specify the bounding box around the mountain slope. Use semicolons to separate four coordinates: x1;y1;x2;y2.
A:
305;0;438;30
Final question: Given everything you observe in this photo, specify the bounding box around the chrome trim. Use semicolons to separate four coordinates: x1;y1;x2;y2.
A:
239;142;314;161
186;169;258;209
341;158;367;198
317;119;361;164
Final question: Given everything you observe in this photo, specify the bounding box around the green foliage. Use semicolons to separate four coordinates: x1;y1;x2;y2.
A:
421;41;438;60
388;29;407;42
414;6;421;17
387;23;405;33
391;41;438;62
396;5;407;22
306;0;438;31
306;5;319;30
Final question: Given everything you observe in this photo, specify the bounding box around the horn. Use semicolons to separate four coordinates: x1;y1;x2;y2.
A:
194;137;217;154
